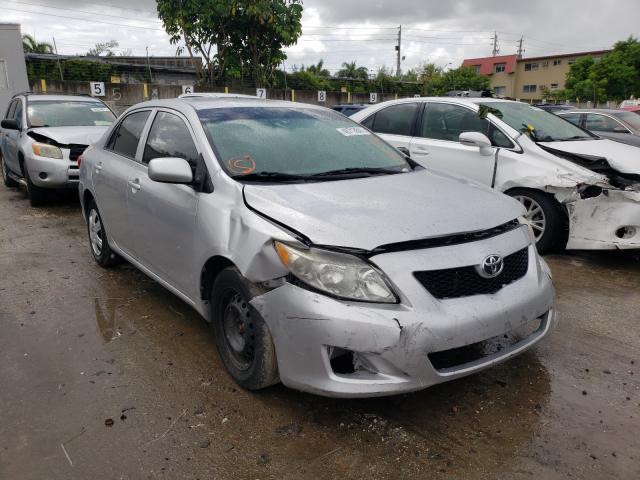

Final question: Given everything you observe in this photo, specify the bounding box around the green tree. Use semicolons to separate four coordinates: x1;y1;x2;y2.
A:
156;0;303;86
336;61;369;80
22;34;53;54
306;59;330;78
424;66;490;96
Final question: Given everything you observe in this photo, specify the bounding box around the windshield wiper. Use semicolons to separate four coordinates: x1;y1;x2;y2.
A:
310;166;406;177
554;135;592;141
232;171;313;182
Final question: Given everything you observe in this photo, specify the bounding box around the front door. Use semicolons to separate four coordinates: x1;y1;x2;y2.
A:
126;110;201;297
409;102;497;186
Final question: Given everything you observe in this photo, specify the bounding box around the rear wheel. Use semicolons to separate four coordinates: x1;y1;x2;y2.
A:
508;188;568;254
86;200;121;267
1;153;19;188
23;163;48;206
211;267;279;390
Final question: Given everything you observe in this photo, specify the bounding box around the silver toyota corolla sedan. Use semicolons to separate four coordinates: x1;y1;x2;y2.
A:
78;97;556;398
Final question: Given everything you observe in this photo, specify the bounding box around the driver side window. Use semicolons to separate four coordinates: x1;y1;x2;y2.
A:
421;103;514;148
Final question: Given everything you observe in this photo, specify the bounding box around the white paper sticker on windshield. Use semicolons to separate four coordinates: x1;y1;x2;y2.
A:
94;121;113;126
91;107;110;112
336;126;370;137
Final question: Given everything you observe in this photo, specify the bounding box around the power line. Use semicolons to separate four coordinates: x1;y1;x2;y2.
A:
5;0;162;23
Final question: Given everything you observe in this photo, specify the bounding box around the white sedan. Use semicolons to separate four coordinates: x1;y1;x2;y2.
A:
351;98;640;252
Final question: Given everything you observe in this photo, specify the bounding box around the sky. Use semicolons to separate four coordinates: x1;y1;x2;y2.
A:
5;0;640;75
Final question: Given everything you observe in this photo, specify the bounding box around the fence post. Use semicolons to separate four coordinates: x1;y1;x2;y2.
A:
224;86;229;94
40;79;47;93
291;89;295;102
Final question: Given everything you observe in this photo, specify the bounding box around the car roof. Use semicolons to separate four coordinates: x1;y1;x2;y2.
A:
23;94;105;102
130;97;331;112
558;108;626;115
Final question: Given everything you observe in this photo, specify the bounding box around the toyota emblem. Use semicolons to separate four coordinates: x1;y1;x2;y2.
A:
478;254;504;278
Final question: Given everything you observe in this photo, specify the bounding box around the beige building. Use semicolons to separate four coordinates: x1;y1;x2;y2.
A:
462;50;611;101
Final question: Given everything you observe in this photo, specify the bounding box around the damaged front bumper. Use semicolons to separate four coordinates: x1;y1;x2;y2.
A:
251;227;556;398
560;189;640;250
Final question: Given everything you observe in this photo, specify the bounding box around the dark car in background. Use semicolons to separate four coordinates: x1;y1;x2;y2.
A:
331;104;369;116
557;109;640;147
533;104;575;113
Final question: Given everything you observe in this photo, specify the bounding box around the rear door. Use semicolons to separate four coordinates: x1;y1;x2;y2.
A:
94;109;152;256
409;101;500;185
584;113;632;142
360;102;419;154
126;109;202;295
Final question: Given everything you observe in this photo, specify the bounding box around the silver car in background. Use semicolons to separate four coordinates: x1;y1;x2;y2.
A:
78;97;555;397
0;93;115;205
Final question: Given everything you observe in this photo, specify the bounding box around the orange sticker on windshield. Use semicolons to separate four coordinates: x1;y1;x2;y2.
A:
228;155;256;174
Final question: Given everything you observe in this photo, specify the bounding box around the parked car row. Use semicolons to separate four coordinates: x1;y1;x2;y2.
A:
2;90;637;398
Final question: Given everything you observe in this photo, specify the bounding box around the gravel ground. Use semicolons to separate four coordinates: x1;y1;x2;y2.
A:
0;185;639;480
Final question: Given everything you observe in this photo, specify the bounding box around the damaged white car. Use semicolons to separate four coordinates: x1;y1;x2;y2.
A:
351;98;640;252
79;98;556;397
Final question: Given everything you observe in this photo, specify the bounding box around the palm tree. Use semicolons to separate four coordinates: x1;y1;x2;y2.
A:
337;61;369;80
22;34;54;54
306;59;330;78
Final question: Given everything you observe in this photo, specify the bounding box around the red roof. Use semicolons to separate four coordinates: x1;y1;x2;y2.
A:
462;54;518;75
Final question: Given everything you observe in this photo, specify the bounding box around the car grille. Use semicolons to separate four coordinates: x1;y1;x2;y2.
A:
69;145;88;162
413;248;529;299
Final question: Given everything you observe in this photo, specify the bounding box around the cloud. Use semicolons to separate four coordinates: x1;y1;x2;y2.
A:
4;0;639;74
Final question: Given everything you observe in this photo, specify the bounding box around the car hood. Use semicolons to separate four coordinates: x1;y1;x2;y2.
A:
538;138;639;175
28;126;110;146
243;169;524;250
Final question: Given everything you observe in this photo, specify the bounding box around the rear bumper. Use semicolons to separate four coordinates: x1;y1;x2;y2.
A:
251;227;556;398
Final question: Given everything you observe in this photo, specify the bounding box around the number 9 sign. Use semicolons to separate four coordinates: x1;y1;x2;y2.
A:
90;82;105;97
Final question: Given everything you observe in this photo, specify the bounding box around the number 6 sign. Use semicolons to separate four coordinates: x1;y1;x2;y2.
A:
90;82;105;97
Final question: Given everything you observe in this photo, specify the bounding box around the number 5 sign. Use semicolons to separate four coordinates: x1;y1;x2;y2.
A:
317;90;327;103
256;88;267;99
90;82;105;97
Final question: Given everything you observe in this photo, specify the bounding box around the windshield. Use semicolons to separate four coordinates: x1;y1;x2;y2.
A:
481;101;595;142
199;107;410;179
27;100;115;128
615;111;640;130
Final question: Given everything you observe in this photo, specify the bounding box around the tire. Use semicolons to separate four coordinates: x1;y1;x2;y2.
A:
86;199;121;267
211;267;279;390
1;152;19;188
23;164;48;206
507;188;568;254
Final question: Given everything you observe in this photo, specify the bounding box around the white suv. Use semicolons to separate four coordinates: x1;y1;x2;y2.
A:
352;98;640;253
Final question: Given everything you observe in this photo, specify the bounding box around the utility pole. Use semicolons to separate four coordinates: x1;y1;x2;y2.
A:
146;46;153;83
395;25;402;77
491;31;500;56
517;36;524;58
52;37;63;81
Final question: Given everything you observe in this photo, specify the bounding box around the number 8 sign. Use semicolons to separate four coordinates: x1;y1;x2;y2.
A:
318;91;326;102
90;82;105;97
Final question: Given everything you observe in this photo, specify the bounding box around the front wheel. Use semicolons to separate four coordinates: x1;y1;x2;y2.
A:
508;188;568;254
1;153;19;188
211;267;279;390
23;164;48;206
86;200;121;267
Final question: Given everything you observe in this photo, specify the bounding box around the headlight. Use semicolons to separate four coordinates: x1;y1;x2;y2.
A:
274;241;397;303
32;142;63;159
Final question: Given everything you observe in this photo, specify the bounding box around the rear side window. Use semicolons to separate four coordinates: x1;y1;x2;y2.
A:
108;111;150;159
369;103;418;136
142;112;199;169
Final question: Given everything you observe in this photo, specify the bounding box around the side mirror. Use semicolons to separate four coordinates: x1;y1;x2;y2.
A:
613;126;630;134
1;119;19;130
459;131;494;156
148;157;193;184
397;146;411;157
